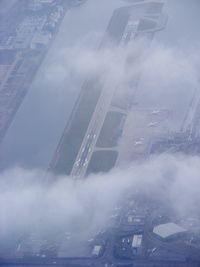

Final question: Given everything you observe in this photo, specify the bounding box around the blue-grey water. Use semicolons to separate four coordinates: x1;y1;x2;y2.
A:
0;0;126;170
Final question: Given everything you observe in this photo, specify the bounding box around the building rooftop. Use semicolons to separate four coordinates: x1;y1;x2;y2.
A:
153;222;187;239
92;245;102;256
132;234;142;248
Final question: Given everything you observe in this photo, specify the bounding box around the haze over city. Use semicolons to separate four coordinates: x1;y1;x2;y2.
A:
0;0;200;266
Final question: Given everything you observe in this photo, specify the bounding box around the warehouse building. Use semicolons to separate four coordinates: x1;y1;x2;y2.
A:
131;234;143;255
127;214;145;226
92;245;103;257
153;222;187;241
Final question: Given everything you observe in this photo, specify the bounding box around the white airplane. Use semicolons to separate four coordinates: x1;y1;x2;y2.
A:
134;141;143;146
148;122;159;127
151;110;160;115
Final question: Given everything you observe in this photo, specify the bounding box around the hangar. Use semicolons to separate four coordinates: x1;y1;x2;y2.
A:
153;222;187;241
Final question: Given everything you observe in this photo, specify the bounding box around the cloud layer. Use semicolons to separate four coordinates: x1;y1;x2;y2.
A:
1;153;200;248
1;0;200;253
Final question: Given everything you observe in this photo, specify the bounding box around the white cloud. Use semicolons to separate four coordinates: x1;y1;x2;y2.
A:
1;153;200;247
1;2;200;250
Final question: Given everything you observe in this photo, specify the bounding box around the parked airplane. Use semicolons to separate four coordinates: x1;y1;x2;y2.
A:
151;110;160;115
148;122;159;127
134;141;143;146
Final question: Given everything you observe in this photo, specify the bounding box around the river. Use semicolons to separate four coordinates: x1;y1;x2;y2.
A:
0;0;126;170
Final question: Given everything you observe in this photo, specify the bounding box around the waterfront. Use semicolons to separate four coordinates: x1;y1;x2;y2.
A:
0;0;125;170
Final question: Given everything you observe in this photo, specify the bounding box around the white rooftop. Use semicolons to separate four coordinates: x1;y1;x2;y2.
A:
132;234;142;248
153;222;187;239
92;245;102;256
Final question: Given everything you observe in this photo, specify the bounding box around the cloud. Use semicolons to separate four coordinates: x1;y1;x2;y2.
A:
41;35;200;118
139;42;200;100
1;25;199;170
1;38;200;252
1;153;200;249
1;1;200;253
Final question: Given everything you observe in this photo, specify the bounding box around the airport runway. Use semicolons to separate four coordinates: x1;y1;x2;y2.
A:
71;80;117;178
69;4;168;178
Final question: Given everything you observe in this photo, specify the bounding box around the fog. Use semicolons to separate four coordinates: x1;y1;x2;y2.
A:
1;0;200;170
0;0;200;253
161;0;200;46
1;154;200;247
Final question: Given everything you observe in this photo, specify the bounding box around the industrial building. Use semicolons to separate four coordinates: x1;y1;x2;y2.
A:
131;234;143;255
127;214;145;226
153;222;187;241
92;245;102;257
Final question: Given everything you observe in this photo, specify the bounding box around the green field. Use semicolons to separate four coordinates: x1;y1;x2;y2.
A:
86;150;118;175
97;111;126;148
